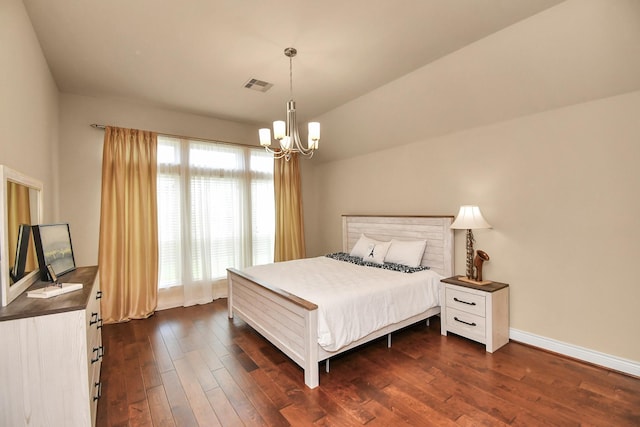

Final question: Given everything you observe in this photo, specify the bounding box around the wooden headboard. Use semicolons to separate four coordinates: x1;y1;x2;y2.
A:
342;215;454;277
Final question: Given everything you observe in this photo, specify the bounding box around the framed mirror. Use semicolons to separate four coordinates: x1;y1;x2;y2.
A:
0;165;43;306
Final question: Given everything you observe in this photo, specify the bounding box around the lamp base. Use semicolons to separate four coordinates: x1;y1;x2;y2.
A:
457;276;493;286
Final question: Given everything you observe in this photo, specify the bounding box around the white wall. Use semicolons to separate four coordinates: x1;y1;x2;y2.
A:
58;94;261;267
304;0;640;365
0;0;59;220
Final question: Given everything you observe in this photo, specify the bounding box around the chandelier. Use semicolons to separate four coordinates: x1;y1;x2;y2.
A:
259;47;320;161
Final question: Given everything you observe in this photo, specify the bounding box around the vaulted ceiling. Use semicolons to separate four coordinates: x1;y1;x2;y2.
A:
23;0;564;129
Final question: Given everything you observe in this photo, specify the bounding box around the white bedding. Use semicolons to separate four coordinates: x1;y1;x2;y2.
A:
242;256;442;352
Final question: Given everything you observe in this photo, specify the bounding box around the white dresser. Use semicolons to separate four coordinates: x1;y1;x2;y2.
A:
0;266;102;426
440;276;509;353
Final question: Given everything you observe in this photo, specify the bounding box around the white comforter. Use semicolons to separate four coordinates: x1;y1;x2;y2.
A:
242;256;442;352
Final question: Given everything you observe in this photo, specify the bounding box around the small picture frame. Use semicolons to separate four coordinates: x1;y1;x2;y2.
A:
33;223;76;281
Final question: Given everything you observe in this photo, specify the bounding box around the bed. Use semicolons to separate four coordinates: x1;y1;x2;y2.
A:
226;215;454;388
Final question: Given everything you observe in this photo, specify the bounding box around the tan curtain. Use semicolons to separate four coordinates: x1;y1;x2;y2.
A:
98;127;158;323
274;154;306;261
7;182;37;272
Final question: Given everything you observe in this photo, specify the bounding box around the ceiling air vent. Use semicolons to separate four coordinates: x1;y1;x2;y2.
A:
243;78;273;92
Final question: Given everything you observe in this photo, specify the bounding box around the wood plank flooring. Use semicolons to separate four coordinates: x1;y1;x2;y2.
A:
97;299;640;426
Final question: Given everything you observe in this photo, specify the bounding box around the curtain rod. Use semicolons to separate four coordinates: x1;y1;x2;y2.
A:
90;123;258;149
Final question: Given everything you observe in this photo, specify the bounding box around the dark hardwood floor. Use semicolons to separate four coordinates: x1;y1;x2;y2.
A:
97;299;640;426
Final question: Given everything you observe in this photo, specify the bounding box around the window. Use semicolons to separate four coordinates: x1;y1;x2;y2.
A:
157;136;274;289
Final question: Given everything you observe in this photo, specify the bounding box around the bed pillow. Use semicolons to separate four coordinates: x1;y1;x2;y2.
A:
362;240;391;265
385;239;427;268
350;234;386;258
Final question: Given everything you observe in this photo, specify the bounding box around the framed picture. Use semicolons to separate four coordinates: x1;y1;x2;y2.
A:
33;223;76;281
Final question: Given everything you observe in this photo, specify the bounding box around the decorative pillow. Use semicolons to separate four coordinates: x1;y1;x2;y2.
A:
385;239;427;268
362;241;391;265
326;252;430;273
350;234;386;258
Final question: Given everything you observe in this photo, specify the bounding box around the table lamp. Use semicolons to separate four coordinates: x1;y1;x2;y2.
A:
450;205;492;282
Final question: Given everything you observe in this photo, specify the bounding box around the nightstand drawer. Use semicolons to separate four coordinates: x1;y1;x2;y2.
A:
446;287;485;317
446;307;486;343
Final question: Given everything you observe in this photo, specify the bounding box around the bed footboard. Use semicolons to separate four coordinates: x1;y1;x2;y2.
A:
227;268;320;388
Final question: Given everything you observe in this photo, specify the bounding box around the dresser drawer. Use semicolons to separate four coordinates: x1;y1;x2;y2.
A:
89;364;102;427
446;307;486;343
85;281;103;367
85;282;101;328
446;286;486;317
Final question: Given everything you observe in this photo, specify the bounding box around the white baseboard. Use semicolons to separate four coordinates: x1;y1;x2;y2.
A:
510;328;640;378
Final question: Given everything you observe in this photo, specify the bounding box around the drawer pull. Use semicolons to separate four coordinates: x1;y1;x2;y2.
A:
93;381;102;401
96;290;103;300
454;316;477;327
453;297;476;306
89;312;98;325
91;345;104;363
97;318;103;329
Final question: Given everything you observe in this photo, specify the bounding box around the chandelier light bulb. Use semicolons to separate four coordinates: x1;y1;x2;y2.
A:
273;121;286;140
308;122;320;143
259;128;272;147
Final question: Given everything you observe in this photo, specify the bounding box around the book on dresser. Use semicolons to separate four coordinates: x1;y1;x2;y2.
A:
26;282;83;298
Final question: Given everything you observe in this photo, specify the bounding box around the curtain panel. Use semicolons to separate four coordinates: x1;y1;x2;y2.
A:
98;126;158;323
156;137;274;307
274;154;306;262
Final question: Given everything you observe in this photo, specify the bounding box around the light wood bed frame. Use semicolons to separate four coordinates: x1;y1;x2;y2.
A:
227;215;454;388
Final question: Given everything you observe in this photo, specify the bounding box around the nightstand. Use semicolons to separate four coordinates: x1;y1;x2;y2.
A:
440;276;509;352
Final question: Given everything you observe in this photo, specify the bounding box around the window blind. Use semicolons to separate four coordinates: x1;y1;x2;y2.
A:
157;136;274;290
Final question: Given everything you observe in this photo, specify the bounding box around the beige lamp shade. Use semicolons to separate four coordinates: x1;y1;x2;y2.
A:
451;205;492;229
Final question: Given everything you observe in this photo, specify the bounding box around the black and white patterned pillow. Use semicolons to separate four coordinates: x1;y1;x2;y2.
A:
325;252;430;273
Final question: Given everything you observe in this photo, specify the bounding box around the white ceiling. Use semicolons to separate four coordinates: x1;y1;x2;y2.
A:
23;0;564;129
